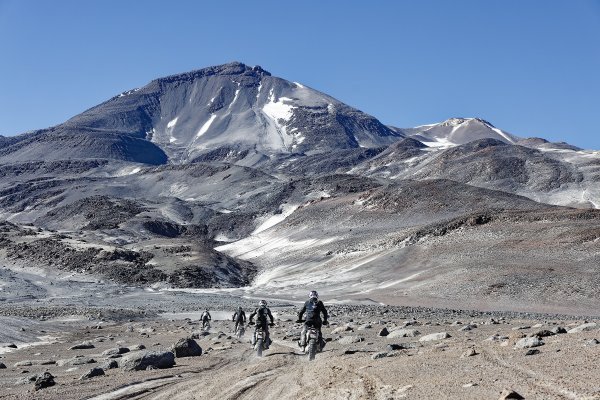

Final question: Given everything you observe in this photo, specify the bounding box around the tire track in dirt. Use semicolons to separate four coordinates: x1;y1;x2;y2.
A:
481;347;588;400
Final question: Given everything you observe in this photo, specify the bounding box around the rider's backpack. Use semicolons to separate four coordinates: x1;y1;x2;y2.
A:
305;299;318;321
257;307;269;323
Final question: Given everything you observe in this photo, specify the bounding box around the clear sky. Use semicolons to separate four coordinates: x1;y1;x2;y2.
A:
1;0;599;149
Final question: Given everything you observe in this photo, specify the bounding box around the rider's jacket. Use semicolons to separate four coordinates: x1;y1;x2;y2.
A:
249;306;274;327
298;299;328;324
201;311;211;321
232;310;246;323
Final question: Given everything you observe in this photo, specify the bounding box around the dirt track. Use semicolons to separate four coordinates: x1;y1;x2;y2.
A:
1;310;599;400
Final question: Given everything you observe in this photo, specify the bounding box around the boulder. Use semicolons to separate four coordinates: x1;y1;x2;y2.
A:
120;351;175;371
419;332;451;342
378;327;389;337
387;329;420;338
172;338;202;357
34;372;55;391
0;362;6;369
515;337;544;349
568;323;597;333
80;367;105;379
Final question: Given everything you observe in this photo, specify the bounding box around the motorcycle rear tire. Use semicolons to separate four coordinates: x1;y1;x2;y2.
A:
308;339;317;361
256;338;263;357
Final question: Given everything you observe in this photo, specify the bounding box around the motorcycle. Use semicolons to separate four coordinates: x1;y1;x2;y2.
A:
297;320;327;361
234;323;245;339
249;322;274;357
202;320;211;331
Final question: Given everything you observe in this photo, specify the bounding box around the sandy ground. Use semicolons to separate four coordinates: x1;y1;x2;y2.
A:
1;306;599;400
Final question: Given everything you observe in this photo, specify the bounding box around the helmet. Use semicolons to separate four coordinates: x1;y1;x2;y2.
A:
238;306;243;311
309;290;318;300
259;300;267;307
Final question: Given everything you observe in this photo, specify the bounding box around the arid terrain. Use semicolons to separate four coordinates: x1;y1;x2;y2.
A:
1;62;599;399
1;299;599;400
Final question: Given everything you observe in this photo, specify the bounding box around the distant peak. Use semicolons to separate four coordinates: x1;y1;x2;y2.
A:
440;117;496;128
154;62;271;85
440;117;468;127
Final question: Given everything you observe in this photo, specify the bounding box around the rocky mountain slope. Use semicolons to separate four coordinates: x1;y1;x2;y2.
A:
0;62;599;313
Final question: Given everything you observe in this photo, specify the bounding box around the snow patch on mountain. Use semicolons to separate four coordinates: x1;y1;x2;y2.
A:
252;204;299;235
197;114;217;138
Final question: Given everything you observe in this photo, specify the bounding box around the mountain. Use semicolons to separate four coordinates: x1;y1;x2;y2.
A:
391;117;518;147
0;62;402;166
0;62;599;313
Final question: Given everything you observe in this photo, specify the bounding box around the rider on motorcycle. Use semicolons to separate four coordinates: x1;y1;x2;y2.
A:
248;300;274;349
232;306;246;333
297;290;328;350
200;309;211;330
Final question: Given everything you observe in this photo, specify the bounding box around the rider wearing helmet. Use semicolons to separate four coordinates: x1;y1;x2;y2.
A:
232;306;246;333
248;300;275;349
297;290;328;350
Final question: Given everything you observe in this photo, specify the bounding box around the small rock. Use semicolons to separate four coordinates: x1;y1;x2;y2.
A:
463;382;478;388
387;328;420;338
512;326;531;331
130;344;146;351
0;362;6;369
461;348;478;357
371;352;388;360
386;344;404;351
584;339;600;346
568;323;597;333
551;326;567;334
499;389;525;399
530;330;555;338
515;337;544;349
3;343;18;349
525;349;540;356
102;347;130;356
56;356;96;367
338;336;364;345
69;341;95;350
34;372;55;391
485;334;509;342
101;360;119;369
378;327;389;337
80;367;105;379
14;360;33;367
459;324;478;332
419;332;451;342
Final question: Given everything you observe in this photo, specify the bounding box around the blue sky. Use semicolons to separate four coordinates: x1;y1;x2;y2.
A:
1;0;599;149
